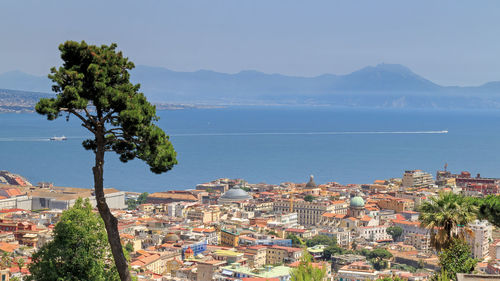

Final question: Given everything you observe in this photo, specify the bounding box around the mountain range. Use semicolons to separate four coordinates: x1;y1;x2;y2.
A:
1;63;500;108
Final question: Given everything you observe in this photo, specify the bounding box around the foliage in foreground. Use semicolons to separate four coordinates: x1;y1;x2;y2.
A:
290;250;326;281
26;198;120;281
36;40;178;281
419;192;477;251
471;195;500;227
436;239;477;281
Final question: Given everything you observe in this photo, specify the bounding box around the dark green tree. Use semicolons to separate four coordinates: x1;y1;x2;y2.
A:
437;239;477;281
476;195;500;227
386;226;403;242
137;192;149;205
125;242;134;253
304;195;315;202
36;41;177;281
322;244;345;259
306;235;337;247
26;198;120;281
368;248;393;270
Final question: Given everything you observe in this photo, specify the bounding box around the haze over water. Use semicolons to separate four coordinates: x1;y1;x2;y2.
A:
1;107;500;192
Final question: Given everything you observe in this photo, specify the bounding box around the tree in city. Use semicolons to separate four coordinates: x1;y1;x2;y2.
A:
126;192;149;210
125;242;134;253
476;195;500;227
419;192;476;251
386;226;403;242
306;235;337;247
137;192;148;205
16;258;24;272
367;248;393;271
290;250;326;281
36;41;177;281
436;239;477;281
287;234;305;247
304;195;315;202
26;198;120;281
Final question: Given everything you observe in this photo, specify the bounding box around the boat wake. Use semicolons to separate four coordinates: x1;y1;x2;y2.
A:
171;130;449;137
0;136;88;142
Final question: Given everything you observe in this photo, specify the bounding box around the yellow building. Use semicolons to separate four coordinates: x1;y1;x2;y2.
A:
220;229;239;247
266;245;302;265
244;245;267;268
186;207;221;224
377;197;414;213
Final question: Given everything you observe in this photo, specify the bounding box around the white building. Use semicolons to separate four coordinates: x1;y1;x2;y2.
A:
358;225;392;242
466;220;492;259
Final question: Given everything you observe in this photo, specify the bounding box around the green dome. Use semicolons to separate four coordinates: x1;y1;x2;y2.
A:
350;196;365;208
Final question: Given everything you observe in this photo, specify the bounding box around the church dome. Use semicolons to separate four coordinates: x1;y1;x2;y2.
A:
219;187;252;202
350;196;365;208
305;175;317;188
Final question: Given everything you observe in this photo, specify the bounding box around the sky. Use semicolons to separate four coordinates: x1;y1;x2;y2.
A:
0;0;499;86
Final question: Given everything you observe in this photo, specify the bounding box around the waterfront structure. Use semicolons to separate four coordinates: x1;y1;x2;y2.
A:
402;170;434;188
31;186;125;210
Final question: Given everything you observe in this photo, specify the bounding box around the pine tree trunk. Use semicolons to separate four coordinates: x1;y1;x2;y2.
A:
93;132;132;281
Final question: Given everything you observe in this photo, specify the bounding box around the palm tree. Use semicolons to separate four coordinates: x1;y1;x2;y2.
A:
419;192;477;251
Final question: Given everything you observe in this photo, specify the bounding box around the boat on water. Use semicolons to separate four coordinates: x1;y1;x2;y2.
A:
50;136;67;141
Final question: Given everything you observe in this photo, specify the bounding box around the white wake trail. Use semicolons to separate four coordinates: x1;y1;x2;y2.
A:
170;130;449;137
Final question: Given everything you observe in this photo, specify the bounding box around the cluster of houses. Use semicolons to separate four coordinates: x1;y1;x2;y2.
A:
0;170;499;280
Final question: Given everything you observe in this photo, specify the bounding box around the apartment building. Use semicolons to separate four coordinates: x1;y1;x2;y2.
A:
466;220;492;259
266;245;303;265
402;170;434;188
404;233;431;253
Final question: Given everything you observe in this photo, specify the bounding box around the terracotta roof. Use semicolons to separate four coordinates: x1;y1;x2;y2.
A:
149;191;198;201
0;242;18;253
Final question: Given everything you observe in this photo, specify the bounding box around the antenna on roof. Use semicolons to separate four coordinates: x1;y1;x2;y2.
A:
444;163;448;172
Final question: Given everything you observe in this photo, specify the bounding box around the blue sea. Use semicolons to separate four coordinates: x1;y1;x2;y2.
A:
1;107;500;192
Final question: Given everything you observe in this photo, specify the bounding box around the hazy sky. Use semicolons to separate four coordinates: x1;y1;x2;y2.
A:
1;0;499;86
